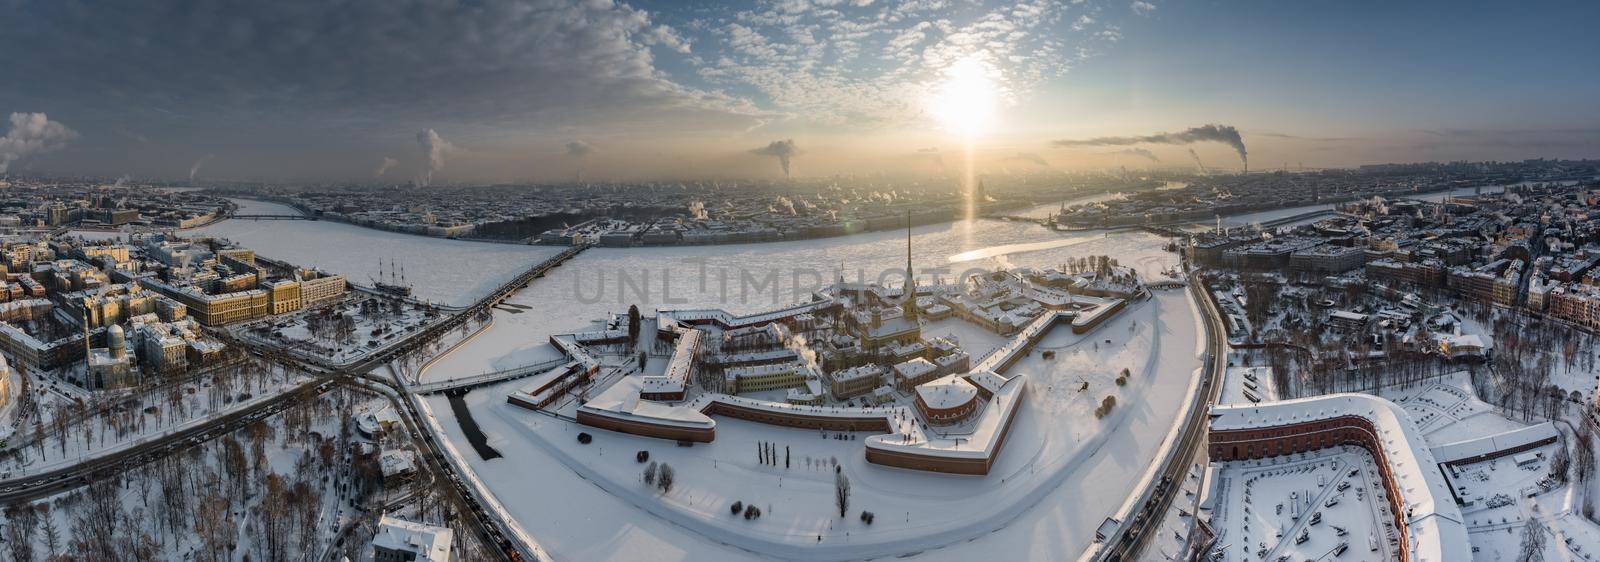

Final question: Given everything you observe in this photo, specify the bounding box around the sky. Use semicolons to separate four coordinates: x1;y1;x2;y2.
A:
2;0;1598;183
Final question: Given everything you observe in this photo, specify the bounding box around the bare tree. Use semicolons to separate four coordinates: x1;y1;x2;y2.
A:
1517;517;1546;562
71;478;127;561
36;502;61;559
260;473;291;561
4;501;38;562
193;491;233;562
835;472;851;518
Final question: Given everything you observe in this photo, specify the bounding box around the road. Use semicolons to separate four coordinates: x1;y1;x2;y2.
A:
220;310;535;560
1094;273;1228;561
0;376;342;504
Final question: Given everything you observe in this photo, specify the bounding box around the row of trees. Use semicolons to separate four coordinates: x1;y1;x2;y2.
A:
0;385;367;561
3;353;293;471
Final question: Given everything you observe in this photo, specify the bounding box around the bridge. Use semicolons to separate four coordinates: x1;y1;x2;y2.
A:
230;214;317;221
344;244;590;374
411;357;572;395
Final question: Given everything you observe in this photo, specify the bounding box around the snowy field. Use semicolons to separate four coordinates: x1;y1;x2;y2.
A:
192;198;566;307
1218;365;1278;407
1377;374;1527;446
235;294;445;365
1208;446;1395;561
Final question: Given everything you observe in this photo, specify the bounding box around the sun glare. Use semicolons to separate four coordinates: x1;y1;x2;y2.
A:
929;57;1000;138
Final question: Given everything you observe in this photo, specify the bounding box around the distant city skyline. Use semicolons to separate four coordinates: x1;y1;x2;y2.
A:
3;0;1597;182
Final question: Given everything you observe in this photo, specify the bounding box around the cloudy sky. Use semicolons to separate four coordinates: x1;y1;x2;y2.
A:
2;0;1597;182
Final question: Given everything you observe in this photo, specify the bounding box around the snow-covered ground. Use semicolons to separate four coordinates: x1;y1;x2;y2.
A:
1379;374;1526;446
234;293;447;365
0;362;310;476
406;223;1200;561
1218;364;1278;407
0;385;393;561
1207;446;1395;561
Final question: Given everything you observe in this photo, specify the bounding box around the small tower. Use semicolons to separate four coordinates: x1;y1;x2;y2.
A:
901;211;918;321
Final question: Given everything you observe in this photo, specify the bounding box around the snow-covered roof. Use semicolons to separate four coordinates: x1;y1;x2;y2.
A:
643;327;700;396
372;515;453;562
1210;393;1471;562
892;357;937;379
658;296;834;329
964;369;1005;396
915;375;978;410
1432;421;1558;465
579;377;715;429
865;374;1027;461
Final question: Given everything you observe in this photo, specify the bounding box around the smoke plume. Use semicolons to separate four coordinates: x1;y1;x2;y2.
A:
565;140;593;158
1054;124;1246;170
112;174;130;188
415;129;454;186
566;140;593;182
751;139;800;178
1187;148;1207;174
1111;148;1161;163
374;157;399;177
1004;152;1051;167
0;112;77;174
189;155;213;182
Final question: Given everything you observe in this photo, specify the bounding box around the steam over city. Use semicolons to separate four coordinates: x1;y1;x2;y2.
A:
0;1;1597;561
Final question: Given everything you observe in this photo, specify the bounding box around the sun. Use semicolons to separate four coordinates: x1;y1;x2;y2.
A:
928;57;1000;138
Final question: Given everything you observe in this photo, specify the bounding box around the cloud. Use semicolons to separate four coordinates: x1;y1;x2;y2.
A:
0;112;77;174
566;140;594;158
751;139;801;178
0;0;766;157
1131;1;1156;16
416;129;454;186
695;0;1130;130
374;157;399;177
1055;124;1247;169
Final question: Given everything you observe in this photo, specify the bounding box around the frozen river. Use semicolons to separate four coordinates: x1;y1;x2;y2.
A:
191;199;565;307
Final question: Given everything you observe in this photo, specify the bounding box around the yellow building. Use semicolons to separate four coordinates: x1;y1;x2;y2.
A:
264;279;303;315
723;363;809;394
